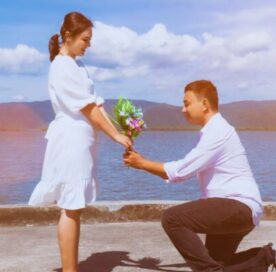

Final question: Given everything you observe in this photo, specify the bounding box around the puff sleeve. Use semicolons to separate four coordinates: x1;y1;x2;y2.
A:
49;56;104;114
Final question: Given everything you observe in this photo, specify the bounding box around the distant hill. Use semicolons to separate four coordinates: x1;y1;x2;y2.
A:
0;99;275;131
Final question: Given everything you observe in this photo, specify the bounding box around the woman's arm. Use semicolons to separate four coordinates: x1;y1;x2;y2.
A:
98;105;117;131
81;103;132;149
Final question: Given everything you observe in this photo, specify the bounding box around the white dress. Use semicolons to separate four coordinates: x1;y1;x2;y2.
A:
28;55;104;210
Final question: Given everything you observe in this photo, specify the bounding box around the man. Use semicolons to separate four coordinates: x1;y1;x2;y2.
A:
124;80;275;272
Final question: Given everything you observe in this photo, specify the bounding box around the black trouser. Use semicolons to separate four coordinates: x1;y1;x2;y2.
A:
161;198;263;272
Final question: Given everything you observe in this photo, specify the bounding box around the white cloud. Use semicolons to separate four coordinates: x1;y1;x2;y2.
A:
229;32;271;55
86;65;149;81
198;32;273;74
0;44;46;74
84;20;276;103
87;22;200;70
2;9;275;104
237;82;249;89
12;94;25;101
216;5;276;28
137;24;200;65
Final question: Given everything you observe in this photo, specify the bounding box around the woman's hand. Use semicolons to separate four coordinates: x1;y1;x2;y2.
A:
123;150;145;169
113;133;133;149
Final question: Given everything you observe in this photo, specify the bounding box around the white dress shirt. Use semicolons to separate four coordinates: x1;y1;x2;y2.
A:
164;113;263;226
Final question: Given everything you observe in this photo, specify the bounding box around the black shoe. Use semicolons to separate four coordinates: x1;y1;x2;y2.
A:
263;243;276;271
270;243;276;272
246;243;276;272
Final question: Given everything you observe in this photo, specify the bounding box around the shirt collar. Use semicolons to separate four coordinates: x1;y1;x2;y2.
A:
199;112;221;136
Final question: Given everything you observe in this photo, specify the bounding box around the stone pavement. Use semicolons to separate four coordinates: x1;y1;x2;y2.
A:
0;220;276;272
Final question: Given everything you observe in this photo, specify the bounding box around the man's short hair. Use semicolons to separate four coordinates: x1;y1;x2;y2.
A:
184;80;219;111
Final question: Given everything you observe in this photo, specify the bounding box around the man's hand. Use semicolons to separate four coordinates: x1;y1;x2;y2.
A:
123;151;168;179
123;151;145;169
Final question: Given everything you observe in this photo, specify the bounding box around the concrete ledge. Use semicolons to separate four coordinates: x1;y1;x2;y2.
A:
0;201;275;226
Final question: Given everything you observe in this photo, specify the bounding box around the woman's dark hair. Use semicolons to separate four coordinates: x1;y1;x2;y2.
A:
48;12;93;62
185;80;219;111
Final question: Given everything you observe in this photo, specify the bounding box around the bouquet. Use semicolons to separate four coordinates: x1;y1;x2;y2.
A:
113;97;147;146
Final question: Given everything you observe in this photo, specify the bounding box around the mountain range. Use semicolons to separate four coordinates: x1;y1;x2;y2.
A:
0;99;275;131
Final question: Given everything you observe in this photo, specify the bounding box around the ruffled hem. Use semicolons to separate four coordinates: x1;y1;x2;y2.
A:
28;177;97;210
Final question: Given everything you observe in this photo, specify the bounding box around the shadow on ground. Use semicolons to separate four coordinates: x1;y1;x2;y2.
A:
53;250;189;272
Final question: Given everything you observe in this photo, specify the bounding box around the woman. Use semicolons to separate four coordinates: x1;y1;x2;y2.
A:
28;12;132;272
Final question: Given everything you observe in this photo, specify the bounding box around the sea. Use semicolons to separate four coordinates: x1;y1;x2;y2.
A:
0;130;275;204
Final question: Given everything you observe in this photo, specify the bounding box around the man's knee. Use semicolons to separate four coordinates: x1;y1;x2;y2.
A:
161;208;170;230
161;204;195;232
161;206;180;230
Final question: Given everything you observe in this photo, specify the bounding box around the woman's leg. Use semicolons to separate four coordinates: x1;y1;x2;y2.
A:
57;208;84;272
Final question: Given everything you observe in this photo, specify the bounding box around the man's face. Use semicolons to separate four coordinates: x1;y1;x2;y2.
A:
182;90;205;125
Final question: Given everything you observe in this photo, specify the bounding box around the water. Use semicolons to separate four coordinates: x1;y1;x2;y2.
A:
0;130;276;204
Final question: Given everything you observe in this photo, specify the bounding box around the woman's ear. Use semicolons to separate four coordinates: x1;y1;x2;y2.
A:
64;31;72;41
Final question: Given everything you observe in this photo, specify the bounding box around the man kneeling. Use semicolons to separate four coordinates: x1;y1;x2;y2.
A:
124;80;275;272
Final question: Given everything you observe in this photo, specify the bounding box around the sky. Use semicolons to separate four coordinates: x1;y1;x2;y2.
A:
0;0;276;106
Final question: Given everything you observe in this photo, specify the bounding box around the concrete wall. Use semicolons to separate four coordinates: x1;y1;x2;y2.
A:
1;201;275;226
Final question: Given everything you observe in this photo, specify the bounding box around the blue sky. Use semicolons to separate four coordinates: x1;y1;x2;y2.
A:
1;0;276;105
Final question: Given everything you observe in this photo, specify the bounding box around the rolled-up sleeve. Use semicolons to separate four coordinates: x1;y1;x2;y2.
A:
95;91;104;106
164;141;222;183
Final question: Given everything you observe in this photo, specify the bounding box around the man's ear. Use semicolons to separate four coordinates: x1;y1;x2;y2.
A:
202;98;209;112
